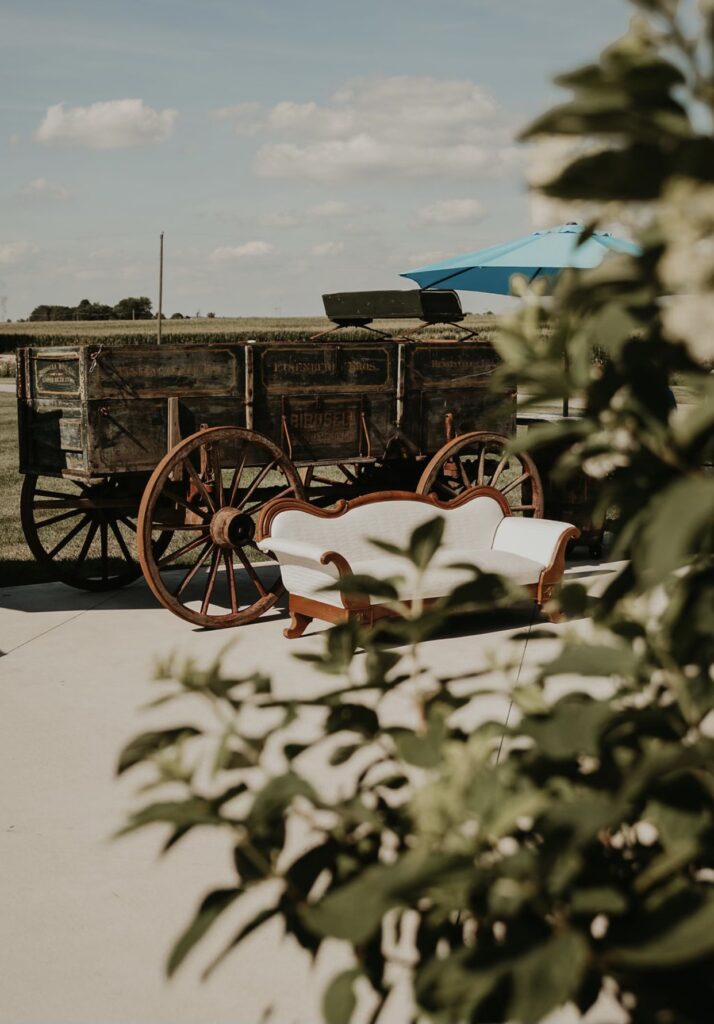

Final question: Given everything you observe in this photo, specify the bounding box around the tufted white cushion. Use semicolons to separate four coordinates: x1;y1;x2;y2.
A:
273;546;544;607
268;496;505;564
493;517;574;566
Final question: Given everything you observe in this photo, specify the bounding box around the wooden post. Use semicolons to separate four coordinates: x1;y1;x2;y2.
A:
157;231;164;345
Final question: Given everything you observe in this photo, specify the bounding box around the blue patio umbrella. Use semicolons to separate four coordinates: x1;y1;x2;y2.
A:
401;222;641;295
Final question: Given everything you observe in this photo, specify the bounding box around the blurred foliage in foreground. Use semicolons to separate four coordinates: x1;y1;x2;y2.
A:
119;2;714;1021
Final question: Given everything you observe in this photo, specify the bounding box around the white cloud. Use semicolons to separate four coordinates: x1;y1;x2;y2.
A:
210;241;274;261
307;200;348;218
311;241;344;256
260;212;299;228
217;76;519;182
408;249;452;266
211;102;263;135
19;177;71;202
35;99;177;149
0;241;35;266
418;198;484;225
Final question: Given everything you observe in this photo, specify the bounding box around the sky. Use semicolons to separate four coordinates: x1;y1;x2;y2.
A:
0;0;632;319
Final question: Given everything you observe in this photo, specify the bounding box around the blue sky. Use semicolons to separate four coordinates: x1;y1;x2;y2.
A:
1;0;631;319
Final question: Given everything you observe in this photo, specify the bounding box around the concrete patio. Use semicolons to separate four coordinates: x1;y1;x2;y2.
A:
0;561;624;1024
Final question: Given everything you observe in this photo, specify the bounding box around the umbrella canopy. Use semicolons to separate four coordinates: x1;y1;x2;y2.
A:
401;223;641;295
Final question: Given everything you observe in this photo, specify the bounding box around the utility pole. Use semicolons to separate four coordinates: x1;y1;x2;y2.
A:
157;231;164;345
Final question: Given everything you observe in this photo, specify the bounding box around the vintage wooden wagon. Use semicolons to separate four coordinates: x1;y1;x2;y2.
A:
15;290;545;628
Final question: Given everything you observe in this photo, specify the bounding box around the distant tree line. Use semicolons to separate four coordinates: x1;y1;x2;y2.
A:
29;296;155;322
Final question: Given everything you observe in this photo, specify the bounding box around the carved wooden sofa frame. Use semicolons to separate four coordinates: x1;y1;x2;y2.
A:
256;488;580;639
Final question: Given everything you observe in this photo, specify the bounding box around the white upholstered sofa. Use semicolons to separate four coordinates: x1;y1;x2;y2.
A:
256;488;579;638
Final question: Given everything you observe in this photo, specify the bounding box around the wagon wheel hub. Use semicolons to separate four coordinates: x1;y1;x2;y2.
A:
210;507;255;549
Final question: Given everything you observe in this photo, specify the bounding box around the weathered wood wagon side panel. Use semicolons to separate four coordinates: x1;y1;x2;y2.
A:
17;347;88;475
18;344;248;476
254;343;396;462
403;342;515;453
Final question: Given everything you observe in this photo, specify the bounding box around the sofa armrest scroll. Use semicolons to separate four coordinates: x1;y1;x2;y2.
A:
256;537;333;564
492;517;580;567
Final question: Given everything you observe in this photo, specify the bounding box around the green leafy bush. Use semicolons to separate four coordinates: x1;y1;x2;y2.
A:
119;2;714;1021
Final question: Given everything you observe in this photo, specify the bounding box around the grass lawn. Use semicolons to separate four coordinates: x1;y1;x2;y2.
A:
0;393;43;585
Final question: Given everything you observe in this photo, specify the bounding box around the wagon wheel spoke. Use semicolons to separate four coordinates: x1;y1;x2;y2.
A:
35;488;84;500
489;454;510;487
158;532;211;569
47;515;91;559
118;515;137;533
500;471;530;497
109;519;134;567
36;508;83;530
237;458;278;510
227;446;248;507
477;446;487;485
162;484;211;520
183;458;216;514
150;522;210;532
337;463;358;483
224;551;239;613
453;456;472;491
207;443;224;509
234;544;268;599
200;548;222;616
75;520;99;569
174;542;213;598
99;521;109;581
244;484;295;517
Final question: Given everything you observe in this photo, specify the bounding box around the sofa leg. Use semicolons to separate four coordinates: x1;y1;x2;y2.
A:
284;612;312;639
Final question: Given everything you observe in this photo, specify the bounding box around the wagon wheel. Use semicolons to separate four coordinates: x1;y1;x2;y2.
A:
137;426;304;629
20;473;171;591
302;462;371;508
416;431;544;517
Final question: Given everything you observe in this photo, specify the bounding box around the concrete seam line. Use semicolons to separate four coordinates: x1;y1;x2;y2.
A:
1;592;118;658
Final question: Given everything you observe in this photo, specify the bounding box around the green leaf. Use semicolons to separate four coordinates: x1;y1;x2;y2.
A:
203;904;281;978
391;708;448;768
283;742;309;761
329;742;362;766
571;886;628;916
322;968;362;1024
118;797;222;836
248;772;317;830
521;695;614;759
326;703;379;738
303;852;460;944
286;840;337;897
639;477;714;583
610;897;714;968
116;726;201;775
508;931;589;1024
543;643;637;679
167;887;241;976
408;516;445;571
391;728;441;768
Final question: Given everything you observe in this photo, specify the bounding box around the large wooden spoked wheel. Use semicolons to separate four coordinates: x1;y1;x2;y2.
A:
137;426;305;629
302;462;371;508
416;431;544;517
20;473;169;591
